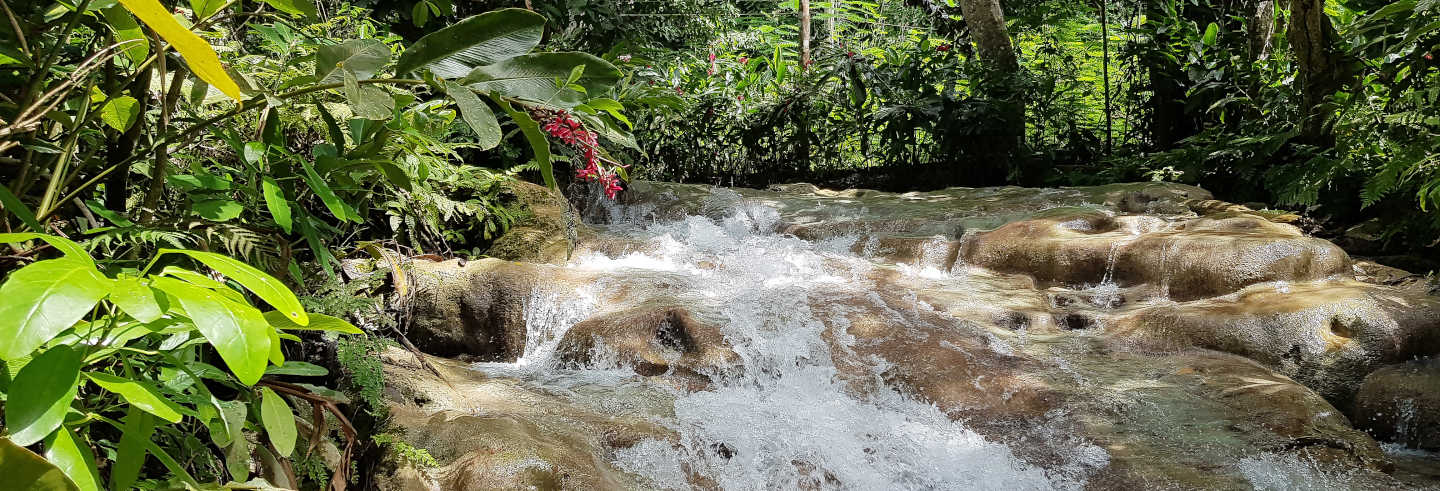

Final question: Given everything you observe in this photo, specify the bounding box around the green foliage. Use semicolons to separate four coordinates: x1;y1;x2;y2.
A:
373;433;439;469
336;335;390;416
0;234;361;488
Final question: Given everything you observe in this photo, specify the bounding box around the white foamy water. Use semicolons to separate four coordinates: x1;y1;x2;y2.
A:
468;189;1081;490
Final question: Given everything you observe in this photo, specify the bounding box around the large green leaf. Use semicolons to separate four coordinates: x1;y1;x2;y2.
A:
99;96;140;132
261;0;316;18
193;198;244;221
264;361;329;377
316;39;391;84
263;311;361;334
394;8;545;79
445;81;501;150
109;407;154;491
84;372;184;423
43;427;99;491
300;158;362;223
100;7;148;65
259;387;298;457
342;69;394;120
462;52;621;108
0;437;80;491
0;258;110;361
188;0;225;18
0;233;94;265
151;277;271;385
261;177;293;234
496;97;556;189
109;277;164;323
5;346;82;446
157;249;307;326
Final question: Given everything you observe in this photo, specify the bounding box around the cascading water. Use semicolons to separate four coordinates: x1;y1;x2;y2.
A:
468;190;1093;490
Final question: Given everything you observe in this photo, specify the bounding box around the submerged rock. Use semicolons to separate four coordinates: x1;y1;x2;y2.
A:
1354;358;1440;450
391;181;1440;490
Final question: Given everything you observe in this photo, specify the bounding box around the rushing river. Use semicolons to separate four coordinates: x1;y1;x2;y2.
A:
435;182;1440;490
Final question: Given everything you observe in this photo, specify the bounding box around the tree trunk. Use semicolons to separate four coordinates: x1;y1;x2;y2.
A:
800;0;812;69
1288;0;1351;145
1249;0;1276;60
956;0;1024;184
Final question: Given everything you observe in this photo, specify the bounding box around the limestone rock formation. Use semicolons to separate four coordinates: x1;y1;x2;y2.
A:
1354;358;1440;451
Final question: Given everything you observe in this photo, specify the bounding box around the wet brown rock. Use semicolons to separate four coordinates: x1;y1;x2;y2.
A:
375;348;674;491
1354;357;1440;450
486;180;576;264
407;259;588;361
962;213;1351;300
1110;281;1440;405
554;305;740;384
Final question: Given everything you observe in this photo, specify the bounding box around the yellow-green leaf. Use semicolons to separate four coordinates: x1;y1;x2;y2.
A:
259;387;297;457
117;0;242;100
0;258;110;361
84;372;184;423
157;249;308;326
5;346;83;446
100;96;141;132
263;311;361;334
43;426;100;491
100;6;148;65
0;436;81;491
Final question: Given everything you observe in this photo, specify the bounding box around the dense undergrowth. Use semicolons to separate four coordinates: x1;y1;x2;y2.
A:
1;0;1438;489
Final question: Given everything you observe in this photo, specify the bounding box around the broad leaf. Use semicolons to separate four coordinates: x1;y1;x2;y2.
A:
117;0;242;100
445;81;501;149
342;69;394;120
193;198;244;221
316;39;391;84
496;97;556;189
43;427;100;491
5;346;82;446
263;311;361;334
109;277;164;323
394;8;545;78
300;158;362;223
157;249;308;326
462;52;621;108
0;233;94;264
85;372;184;422
261;0;315;18
151;277;271;385
100;7;148;65
0;436;80;491
261;177;293;233
109;408;154;491
264;361;328;376
188;0;224;19
0;258;110;360
259;387;298;457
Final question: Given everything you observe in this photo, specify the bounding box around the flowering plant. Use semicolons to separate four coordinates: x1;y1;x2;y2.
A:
533;109;626;199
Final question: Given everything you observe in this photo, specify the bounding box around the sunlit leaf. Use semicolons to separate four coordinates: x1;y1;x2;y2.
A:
157;249;307;326
0;436;81;491
117;0;242;100
394;8;545;78
43;426;100;491
151;277;272;385
5;346;82;446
84;372;184;423
0;258;109;360
316;39;391;84
445;81;501;149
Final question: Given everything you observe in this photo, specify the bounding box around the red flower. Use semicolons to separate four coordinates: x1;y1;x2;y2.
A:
1427;52;1435;61
737;95;745;101
708;53;717;62
535;109;625;200
738;56;748;64
937;44;951;52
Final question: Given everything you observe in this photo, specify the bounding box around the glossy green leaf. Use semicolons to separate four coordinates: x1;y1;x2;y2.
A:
0;258;109;361
99;97;139;132
259;387;298;457
445;81;501;150
100;7;148;65
267;327;284;365
261;177;293;234
264;361;329;377
188;0;224;18
261;0;315;18
316;39;391;84
109;407;154;491
0;233;94;265
462;52;621;108
300;158;362;223
84;372;184;423
151;277;271;385
394;8;546;78
1202;22;1219;46
496;97;556;189
0;436;80;491
109;277;164;323
5;346;82;446
263;310;361;334
193;198;244;221
342;69;394;120
156;249;308;326
43;426;99;491
0;184;42;233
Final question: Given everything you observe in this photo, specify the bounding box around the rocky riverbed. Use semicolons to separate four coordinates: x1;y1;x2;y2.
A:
372;181;1440;490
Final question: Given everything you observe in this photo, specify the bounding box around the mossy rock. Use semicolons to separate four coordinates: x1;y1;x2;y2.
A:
485;181;579;264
